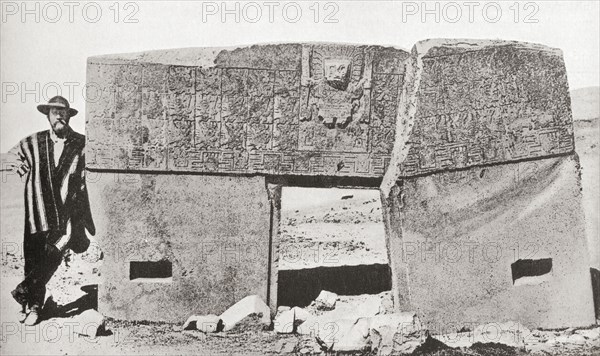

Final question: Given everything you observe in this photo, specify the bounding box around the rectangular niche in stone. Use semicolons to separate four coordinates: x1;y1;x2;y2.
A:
130;260;173;282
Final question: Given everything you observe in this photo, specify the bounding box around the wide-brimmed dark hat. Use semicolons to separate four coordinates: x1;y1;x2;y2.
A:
37;96;78;117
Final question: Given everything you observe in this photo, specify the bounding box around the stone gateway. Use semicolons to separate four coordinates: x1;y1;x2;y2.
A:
86;40;596;328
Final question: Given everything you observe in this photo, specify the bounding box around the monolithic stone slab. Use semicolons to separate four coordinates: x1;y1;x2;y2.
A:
88;173;271;322
382;39;574;192
86;43;409;177
384;155;595;329
378;39;591;329
86;39;592;328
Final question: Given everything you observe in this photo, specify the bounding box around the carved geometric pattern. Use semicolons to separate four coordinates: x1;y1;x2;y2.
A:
86;43;573;178
398;45;574;176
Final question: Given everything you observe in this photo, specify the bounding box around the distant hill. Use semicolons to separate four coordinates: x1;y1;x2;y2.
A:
571;86;600;121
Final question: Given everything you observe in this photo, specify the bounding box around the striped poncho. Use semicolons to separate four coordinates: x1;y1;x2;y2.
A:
8;130;95;252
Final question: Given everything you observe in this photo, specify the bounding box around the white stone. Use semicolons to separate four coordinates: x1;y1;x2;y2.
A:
301;316;370;351
274;307;312;334
292;307;311;323
182;314;221;333
473;321;531;347
70;310;105;337
566;334;587;345
370;312;422;353
315;290;338;310
274;309;295;334
334;317;371;352
370;312;421;336
552;333;588;345
219;295;271;331
354;295;384;317
276;306;291;315
435;321;531;349
576;327;600;341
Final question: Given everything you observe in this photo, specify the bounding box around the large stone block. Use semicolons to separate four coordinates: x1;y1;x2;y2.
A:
382;39;574;191
85;39;595;328
379;39;592;329
384;155;595;329
86;44;409;177
88;174;271;322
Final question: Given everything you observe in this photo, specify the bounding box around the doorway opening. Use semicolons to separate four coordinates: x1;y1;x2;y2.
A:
277;187;391;307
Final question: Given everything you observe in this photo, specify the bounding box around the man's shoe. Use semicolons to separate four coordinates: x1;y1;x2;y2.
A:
23;308;40;326
17;310;28;323
11;287;27;306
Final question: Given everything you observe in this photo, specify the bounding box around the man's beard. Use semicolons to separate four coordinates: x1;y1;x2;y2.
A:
53;121;71;138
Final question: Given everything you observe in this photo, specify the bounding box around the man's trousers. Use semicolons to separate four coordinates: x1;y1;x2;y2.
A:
12;230;64;309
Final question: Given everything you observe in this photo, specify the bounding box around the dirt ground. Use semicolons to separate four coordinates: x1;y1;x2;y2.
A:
0;115;598;355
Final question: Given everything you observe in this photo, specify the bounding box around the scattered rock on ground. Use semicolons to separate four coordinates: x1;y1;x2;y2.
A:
276;306;290;316
182;314;222;333
354;294;385;316
274;307;312;334
434;321;531;349
333;317;371;352
472;321;531;347
219;295;271;331
576;327;600;343
274;338;298;354
293;307;311;324
370;312;423;355
314;290;337;310
274;309;295;334
553;333;588;346
70;309;105;337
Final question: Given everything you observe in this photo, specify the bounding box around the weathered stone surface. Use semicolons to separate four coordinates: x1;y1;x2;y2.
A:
379;39;592;329
314;290;338;310
274;307;312;334
293;307;311;323
182;314;222;333
86;39;594;329
382;39;575;192
219;295;271;331
472;321;531;347
70;310;105;337
576;327;600;342
89;174;271;323
384;155;595;329
354;294;385;316
273;309;295;334
369;312;422;355
86;44;409;177
88;41;576;178
333;317;372;352
87;40;578;179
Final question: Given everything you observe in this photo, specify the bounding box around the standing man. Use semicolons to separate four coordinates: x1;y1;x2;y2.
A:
6;96;95;325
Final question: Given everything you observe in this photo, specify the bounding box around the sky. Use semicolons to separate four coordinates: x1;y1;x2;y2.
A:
1;0;599;151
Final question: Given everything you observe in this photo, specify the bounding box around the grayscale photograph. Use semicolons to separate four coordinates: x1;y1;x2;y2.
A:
0;1;599;355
